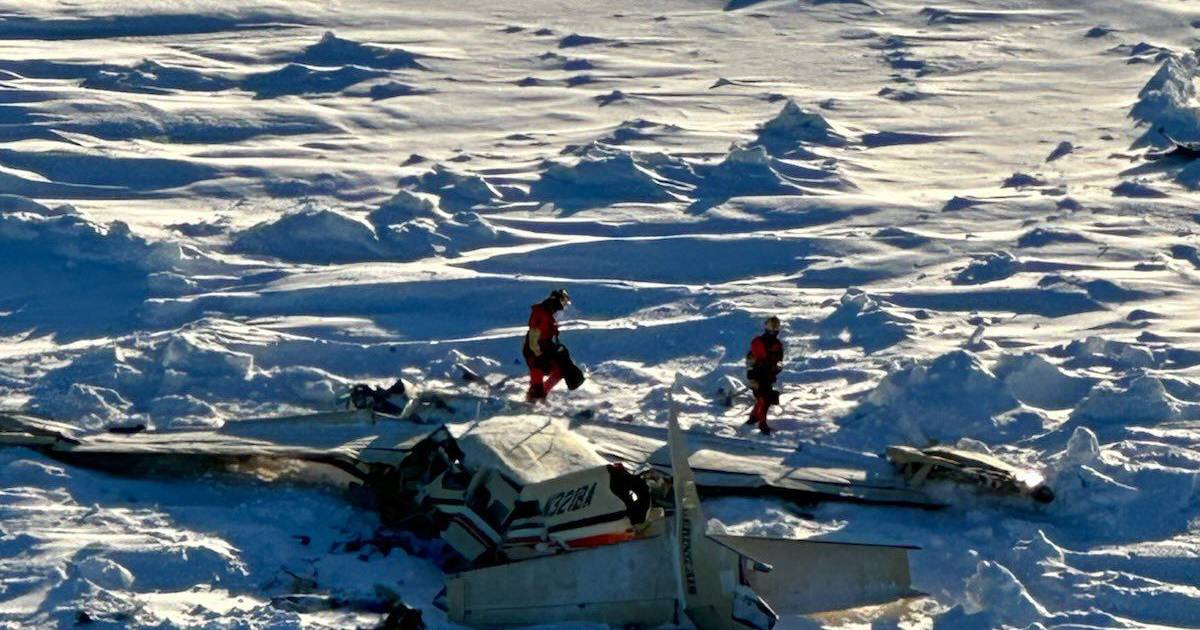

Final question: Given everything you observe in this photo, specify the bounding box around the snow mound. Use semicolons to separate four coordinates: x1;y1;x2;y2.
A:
1060;425;1101;468
241;63;387;99
0;194;66;215
1053;336;1157;370
1001;171;1046;188
953;251;1020;285
76;556;136;591
232;206;385;263
291;32;425;70
1016;227;1088;248
0;200;203;273
1045;140;1074;162
369;81;431;99
23;318;359;426
1044;422;1200;547
1169;243;1200;268
378;212;500;258
80;59;235;94
538;130;850;211
1070;374;1188;427
690;144;844;208
816;289;912;353
59;108;335;144
530;147;689;209
1112;180;1168;198
367;190;440;225
1130;53;1200;147
399;164;505;212
752;100;848;155
844;350;1042;446
231;198;502;264
943;195;985;211
29;383;136;430
962;560;1048;626
992;353;1094;409
1177;160;1200;189
369;190;503;257
149;394;222;429
559;33;610;48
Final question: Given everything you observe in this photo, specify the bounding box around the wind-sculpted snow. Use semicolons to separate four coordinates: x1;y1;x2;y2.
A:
287;32;426;70
0;148;224;190
231;199;506;263
526;112;851;211
0;12;307;40
752;100;848;155
399;165;509;212
816;289;913;353
529;148;690;209
3;0;1200;627
240;63;389;99
80;60;239;94
842;350;1039;447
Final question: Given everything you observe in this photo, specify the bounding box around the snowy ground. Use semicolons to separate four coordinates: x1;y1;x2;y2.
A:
2;0;1200;627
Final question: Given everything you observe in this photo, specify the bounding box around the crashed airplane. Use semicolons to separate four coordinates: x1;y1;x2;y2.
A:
0;388;930;628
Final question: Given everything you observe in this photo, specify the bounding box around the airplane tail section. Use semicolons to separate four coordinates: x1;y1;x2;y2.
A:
666;384;919;628
668;392;778;630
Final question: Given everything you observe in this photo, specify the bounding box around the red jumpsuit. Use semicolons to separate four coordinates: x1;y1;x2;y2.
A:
747;333;784;429
524;301;563;398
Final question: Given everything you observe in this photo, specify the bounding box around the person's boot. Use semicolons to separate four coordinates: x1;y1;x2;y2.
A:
526;383;546;403
757;422;772;435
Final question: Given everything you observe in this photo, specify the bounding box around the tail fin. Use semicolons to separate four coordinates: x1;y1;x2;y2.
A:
667;388;778;630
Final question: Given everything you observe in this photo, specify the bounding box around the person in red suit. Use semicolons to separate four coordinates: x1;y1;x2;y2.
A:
745;316;784;434
524;289;571;402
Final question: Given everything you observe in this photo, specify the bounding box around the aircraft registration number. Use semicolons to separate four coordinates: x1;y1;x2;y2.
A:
543;482;598;517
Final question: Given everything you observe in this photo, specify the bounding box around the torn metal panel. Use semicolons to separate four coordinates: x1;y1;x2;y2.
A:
708;535;916;615
445;535;679;628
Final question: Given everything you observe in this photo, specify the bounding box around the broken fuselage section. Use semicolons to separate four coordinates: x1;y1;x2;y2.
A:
376;420;661;568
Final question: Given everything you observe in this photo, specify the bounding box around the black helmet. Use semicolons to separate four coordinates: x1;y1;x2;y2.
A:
549;288;571;308
764;316;782;333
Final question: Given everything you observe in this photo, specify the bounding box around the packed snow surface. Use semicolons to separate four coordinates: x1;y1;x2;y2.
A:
2;0;1200;628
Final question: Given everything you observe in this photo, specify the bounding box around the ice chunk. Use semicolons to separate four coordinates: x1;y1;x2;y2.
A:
753;100;847;154
963;561;1047;626
75;557;135;590
817;289;911;353
1071;375;1182;425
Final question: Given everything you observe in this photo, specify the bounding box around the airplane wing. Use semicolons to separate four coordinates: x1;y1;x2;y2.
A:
575;419;939;508
0;410;434;477
1;406;936;507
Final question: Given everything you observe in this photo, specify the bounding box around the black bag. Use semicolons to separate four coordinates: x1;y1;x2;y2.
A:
555;345;586;390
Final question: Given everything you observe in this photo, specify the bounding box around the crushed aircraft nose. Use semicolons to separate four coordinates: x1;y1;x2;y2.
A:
886;444;1054;503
